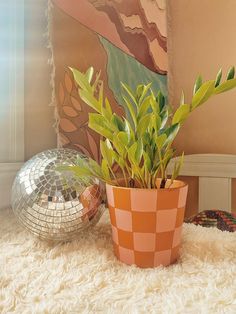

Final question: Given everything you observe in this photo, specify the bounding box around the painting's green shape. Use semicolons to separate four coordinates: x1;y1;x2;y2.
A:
99;36;167;111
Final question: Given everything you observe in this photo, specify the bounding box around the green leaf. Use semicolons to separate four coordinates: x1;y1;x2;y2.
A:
101;106;112;121
88;113;113;140
118;157;126;169
151;114;161;134
124;118;134;142
121;82;138;107
137;113;152;136
130;163;142;181
105;138;113;149
227;66;235;80
122;95;137;129
100;140;113;166
155;134;167;149
191;80;215;109
180;91;185;105
113;133;126;157
138;96;152;119
69;67;92;93
164;123;180;144
85;67;94;83
135;139;143;164
143;132;151;145
215;68;222;87
105;97;112;116
101;159;111;180
92;70;101;92
160;110;168;129
127;142;138;164
136;85;144;101
117;131;129;146
193;76;202;94
157;91;166;112
214;78;236;94
150;95;159;115
171;152;184;184
143;151;151;172
98;81;103;108
88;158;102;176
146;143;154;163
101;95;113;121
111;114;125;131
172;104;190;125
138;83;152;105
79;89;101;113
58;165;92;177
162;148;175;170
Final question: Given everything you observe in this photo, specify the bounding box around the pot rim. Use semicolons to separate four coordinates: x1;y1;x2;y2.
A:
106;179;188;191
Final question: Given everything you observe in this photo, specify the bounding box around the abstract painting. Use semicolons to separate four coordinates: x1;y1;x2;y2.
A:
50;0;167;161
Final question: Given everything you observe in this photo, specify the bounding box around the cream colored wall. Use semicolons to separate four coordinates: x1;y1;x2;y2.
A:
168;0;236;155
168;0;236;213
24;0;57;160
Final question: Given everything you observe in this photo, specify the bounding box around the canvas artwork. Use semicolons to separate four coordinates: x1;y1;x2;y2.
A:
50;0;168;161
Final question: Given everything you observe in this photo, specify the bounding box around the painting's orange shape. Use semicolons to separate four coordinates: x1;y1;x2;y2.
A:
63;106;78;118
74;144;91;157
86;130;99;162
52;0;133;57
64;72;73;93
139;0;167;37
120;13;143;30
60;118;77;132
70;96;82;112
149;38;168;72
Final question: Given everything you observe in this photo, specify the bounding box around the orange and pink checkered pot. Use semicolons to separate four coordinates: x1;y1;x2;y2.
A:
106;180;188;268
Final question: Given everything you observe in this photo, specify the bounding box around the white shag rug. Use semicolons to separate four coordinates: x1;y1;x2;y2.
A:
0;207;236;314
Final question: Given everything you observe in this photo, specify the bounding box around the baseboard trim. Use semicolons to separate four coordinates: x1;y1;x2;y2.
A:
0;162;23;210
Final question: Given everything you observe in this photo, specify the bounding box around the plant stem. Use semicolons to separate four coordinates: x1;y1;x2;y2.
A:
160;178;167;189
157;147;165;182
121;167;128;187
109;167;120;186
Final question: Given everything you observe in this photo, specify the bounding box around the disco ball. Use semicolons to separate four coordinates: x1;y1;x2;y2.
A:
11;148;103;241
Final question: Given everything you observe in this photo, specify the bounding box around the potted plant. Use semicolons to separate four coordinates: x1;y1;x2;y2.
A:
64;66;236;268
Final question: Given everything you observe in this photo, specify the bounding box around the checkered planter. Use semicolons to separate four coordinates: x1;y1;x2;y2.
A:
106;181;188;268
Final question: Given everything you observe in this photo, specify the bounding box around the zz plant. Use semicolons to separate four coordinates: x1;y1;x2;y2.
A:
63;66;236;189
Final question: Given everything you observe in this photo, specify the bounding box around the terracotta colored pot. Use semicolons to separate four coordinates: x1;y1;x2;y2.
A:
79;184;102;220
106;180;188;268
